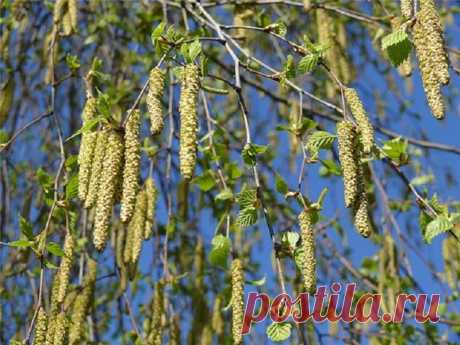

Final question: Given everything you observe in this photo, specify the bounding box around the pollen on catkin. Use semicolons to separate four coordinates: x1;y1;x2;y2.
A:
57;232;75;304
33;307;48;345
336;121;359;208
45;277;61;345
344;88;374;153
353;163;372;238
77;96;98;202
84;129;109;209
298;210;316;294
68;258;97;345
120;109;141;223
212;295;224;337
93;129;124;251
148;282;164;345
169;315;181;345
53;311;68;345
401;0;413;18
147;67;165;135
179;64;200;181
412;0;450;119
144;178;157;240
129;190;147;264
231;258;244;345
68;0;78;31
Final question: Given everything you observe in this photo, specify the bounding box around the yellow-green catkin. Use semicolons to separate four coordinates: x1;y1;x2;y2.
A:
401;0;413;18
120;109;141;223
147;68;165;135
148;282;164;345
57;232;75;304
412;0;450;119
53;0;65;25
212;295;224;338
298;211;316;294
68;0;78;31
53;311;68;345
231;258;244;345
353;163;371;238
68;258;97;345
303;0;312;11
77;96;98;202
144;178;157;240
33;307;48;345
45;277;61;345
129;190;147;264
93;130;124;251
344;88;374;153
84;129;109;209
336;121;359;208
169;315;181;345
179;64;200;181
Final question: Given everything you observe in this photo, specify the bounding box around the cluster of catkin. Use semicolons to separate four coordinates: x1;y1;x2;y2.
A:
53;0;78;36
412;0;450;119
34;244;98;345
337;89;374;238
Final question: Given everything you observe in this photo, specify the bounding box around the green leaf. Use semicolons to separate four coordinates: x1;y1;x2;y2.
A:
236;188;258;209
281;231;300;249
65;116;103;142
266;21;287;37
298;54;319;74
65;174;79;200
246;276;266;286
19;216;34;240
275;173;289;194
65;54;80;70
8;239;34;248
381;29;411;67
382;138;409;165
193;171;216;192
241;143;267;166
236;207;258;229
151;22;166;43
283;55;296;79
44;259;59;270
215;189;234;201
411;174;434;186
266;322;292;342
46;242;65;257
307;131;336;151
424;215;453;244
188;39;202;62
208;234;231;268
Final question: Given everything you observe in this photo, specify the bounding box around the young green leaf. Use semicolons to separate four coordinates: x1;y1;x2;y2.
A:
266;322;292;342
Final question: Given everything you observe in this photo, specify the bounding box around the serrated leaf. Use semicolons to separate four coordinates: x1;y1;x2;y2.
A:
266;322;292;342
381;29;411;67
236;188;257;209
19;216;34;240
188;39;202;62
46;242;65;257
425;215;453;244
307;131;336;150
298;54;319;74
275;173;289;194
65;174;79;200
209;234;231;268
215;189;234;201
151;22;166;42
319;159;342;176
193;171;216;192
382;138;409;165
283;55;296;79
8;239;34;248
237;207;258;228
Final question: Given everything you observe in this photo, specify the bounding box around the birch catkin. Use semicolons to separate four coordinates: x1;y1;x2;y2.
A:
231;258;244;345
147;68;165;135
336;121;359;208
84;129;109;209
144;178;157;239
412;0;450;119
129;190;147;264
148;282;164;345
68;258;97;345
353;162;372;238
45;277;61;345
93;130;124;251
344;88;374;153
33;307;48;345
57;232;75;303
77;97;98;202
179;64;200;180
53;311;68;345
298;210;316;294
120;109;141;223
401;0;413;18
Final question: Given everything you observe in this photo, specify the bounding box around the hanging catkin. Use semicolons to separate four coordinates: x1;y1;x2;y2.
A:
45;277;61;345
298;210;316;294
144;178;157;239
68;258;97;345
179;64;200;180
148;282;164;345
120;109;141;223
33;307;48;345
169;315;181;345
129;190;147;264
212;295;224;338
412;0;450;119
401;0;413;18
77;97;98;202
336;121;359;208
93;130;124;251
353;161;371;238
344;88;374;153
57;232;75;303
84;129;109;209
147;67;165;135
53;311;68;345
68;0;78;31
231;258;244;345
